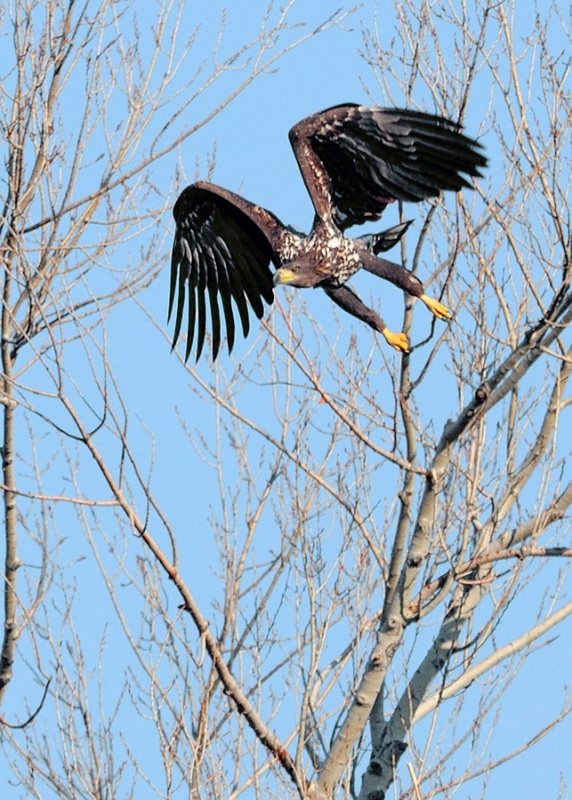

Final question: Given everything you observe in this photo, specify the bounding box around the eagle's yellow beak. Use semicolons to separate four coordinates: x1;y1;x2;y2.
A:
273;268;298;286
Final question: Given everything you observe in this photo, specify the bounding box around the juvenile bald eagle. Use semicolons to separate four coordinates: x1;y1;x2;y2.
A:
170;104;486;361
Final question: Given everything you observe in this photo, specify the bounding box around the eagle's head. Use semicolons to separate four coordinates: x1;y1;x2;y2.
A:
274;263;324;289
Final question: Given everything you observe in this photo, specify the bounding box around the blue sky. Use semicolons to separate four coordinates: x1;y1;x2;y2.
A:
2;1;571;798
117;2;572;795
121;3;572;795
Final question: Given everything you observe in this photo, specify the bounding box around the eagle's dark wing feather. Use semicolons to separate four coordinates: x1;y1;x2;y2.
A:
289;105;487;230
170;181;282;361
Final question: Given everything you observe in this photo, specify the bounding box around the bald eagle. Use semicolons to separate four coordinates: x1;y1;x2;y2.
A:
170;104;486;361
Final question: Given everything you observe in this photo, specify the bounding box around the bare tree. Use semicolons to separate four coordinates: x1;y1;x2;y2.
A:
1;0;571;799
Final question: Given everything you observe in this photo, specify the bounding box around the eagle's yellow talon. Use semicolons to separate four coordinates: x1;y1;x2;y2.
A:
383;329;410;353
421;294;451;320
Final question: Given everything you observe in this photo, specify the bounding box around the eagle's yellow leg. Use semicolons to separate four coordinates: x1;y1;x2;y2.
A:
420;294;451;320
383;329;410;353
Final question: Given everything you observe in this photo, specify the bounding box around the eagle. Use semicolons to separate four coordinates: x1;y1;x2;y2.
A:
169;104;486;361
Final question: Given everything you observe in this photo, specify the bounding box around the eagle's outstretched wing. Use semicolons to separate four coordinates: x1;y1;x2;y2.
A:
288;105;487;230
170;181;283;361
